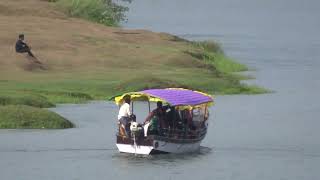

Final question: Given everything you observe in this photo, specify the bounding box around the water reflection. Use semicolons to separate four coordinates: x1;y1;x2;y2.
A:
112;146;212;167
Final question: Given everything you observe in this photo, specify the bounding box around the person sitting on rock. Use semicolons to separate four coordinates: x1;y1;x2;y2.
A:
15;34;35;58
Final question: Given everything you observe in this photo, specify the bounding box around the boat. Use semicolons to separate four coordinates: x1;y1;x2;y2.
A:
114;88;214;155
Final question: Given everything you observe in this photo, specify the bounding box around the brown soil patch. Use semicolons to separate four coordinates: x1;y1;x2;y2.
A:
0;0;206;80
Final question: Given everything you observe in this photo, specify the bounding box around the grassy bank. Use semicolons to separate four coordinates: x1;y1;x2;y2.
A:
0;0;268;113
0;105;74;129
0;94;74;129
0;39;269;104
0;94;54;107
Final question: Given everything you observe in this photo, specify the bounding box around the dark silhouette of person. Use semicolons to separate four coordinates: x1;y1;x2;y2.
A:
15;34;35;58
144;101;168;129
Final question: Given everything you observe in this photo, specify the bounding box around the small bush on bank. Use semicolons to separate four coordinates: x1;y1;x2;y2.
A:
57;0;128;26
192;40;224;54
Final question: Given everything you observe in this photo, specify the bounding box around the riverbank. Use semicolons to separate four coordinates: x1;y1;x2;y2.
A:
0;95;74;129
0;105;73;129
0;0;267;128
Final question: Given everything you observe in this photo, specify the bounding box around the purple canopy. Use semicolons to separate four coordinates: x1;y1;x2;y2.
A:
141;89;213;106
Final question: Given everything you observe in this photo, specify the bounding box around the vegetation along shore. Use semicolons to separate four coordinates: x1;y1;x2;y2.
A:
0;0;268;128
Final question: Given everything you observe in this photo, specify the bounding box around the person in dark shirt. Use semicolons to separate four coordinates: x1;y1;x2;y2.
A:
144;101;168;129
15;34;35;58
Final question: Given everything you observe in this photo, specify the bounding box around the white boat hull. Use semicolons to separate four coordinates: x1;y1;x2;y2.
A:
116;140;201;155
116;143;153;155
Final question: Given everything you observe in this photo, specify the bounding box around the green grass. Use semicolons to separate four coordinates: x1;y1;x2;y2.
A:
205;52;248;73
0;67;269;105
0;94;54;108
0;41;269;104
191;40;224;54
25;90;93;104
0;6;269;105
187;41;248;73
0;105;74;129
56;0;128;26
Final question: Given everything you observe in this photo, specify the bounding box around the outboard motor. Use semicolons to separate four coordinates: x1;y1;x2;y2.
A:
130;122;139;133
130;122;142;137
130;122;143;155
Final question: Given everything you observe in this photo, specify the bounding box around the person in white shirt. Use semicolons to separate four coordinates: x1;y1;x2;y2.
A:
118;95;132;136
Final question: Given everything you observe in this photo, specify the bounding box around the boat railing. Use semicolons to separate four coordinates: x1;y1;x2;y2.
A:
154;126;207;140
116;122;208;142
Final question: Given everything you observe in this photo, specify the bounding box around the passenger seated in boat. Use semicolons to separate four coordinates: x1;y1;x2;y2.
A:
175;110;186;130
144;101;168;136
165;106;179;129
145;101;168;128
118;95;133;137
170;109;193;138
182;109;196;130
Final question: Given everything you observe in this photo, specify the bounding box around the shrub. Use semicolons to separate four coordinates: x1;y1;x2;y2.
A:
191;40;224;54
57;0;128;26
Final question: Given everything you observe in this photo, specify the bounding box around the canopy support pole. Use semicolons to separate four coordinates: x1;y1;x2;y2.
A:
131;101;134;114
204;104;207;121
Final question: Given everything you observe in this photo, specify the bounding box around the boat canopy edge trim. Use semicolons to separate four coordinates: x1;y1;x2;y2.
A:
114;88;214;108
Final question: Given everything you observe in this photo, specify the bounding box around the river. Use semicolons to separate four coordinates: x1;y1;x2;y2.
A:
1;0;319;179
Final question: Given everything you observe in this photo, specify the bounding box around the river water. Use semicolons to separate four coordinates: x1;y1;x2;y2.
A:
1;0;320;179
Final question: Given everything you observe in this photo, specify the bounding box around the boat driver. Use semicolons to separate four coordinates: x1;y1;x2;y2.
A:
118;95;132;136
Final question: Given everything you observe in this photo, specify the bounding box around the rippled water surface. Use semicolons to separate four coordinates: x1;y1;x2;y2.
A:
1;0;320;179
